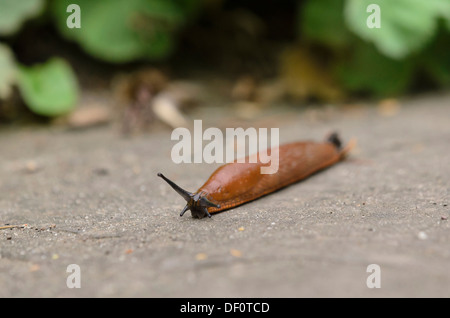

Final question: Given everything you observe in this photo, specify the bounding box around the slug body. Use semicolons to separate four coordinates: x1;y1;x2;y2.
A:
158;133;352;218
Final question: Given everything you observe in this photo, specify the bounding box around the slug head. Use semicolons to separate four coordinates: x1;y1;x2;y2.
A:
157;173;220;218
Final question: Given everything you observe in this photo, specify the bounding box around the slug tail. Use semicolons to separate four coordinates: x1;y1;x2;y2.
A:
326;132;356;159
327;132;342;150
340;137;357;159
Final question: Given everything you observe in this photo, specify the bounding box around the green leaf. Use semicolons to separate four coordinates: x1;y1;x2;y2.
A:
51;0;200;63
0;42;17;99
300;0;353;49
420;27;450;86
344;0;450;59
0;0;44;35
17;58;79;117
335;42;414;96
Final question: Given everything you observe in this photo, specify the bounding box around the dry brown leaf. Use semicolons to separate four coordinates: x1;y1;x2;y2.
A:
377;98;401;117
67;105;111;128
29;264;40;272
231;75;258;101
195;253;208;261
279;45;343;102
230;249;242;258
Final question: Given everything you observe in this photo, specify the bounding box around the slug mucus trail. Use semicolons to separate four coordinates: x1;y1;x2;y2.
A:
158;133;353;218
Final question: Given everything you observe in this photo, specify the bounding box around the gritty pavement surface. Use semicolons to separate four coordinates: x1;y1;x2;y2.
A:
0;92;449;297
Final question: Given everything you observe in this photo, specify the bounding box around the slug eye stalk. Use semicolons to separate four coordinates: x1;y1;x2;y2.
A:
157;173;220;218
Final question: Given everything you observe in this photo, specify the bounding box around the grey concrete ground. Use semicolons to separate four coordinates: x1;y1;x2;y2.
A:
0;92;449;297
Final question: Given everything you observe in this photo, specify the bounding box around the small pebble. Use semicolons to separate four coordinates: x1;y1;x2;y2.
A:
93;168;109;176
24;161;39;173
377;98;401;117
195;253;207;261
418;231;428;240
29;264;40;272
230;249;242;258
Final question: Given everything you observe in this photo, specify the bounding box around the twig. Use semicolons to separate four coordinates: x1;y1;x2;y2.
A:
0;224;28;230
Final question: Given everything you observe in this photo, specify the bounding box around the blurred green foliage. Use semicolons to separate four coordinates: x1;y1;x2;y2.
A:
0;43;16;99
300;0;450;96
345;0;450;59
0;0;201;118
17;58;78;116
0;0;44;36
301;0;352;50
0;0;78;117
51;0;200;63
0;0;449;119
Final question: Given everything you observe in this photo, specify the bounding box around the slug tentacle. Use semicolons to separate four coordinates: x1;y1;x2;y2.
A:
157;173;192;202
157;173;218;218
202;207;212;218
180;204;190;217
